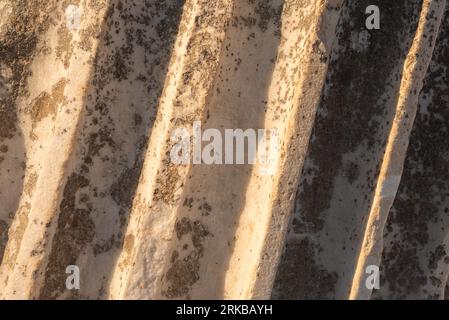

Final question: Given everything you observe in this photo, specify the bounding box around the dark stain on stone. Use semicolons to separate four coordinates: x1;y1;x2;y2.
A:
272;238;338;299
39;173;95;299
428;245;447;271
252;0;282;34
344;161;360;184
153;159;181;204
163;217;211;298
28;78;67;123
93;234;119;256
0;220;9;264
312;40;327;64
199;201;212;216
378;245;427;299
110;159;143;209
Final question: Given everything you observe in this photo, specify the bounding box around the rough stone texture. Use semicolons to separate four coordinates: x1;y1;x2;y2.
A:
0;0;448;299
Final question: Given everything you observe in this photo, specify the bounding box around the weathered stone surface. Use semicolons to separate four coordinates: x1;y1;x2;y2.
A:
0;0;448;299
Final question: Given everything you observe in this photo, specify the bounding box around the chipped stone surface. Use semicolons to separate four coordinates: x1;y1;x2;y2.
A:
0;0;448;300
